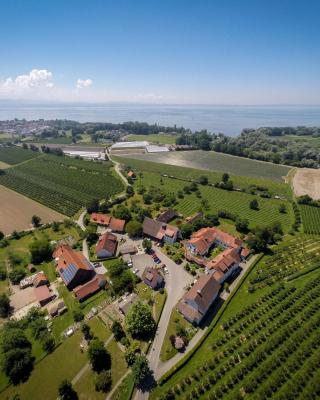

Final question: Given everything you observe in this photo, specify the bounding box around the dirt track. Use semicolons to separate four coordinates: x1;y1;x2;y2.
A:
293;168;320;200
0;185;64;234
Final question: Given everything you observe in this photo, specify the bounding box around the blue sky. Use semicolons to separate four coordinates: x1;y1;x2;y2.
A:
1;0;320;104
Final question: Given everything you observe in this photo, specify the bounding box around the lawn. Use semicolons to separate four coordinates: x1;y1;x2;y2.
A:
126;133;177;145
111;373;134;400
160;308;197;362
1;331;87;400
0;154;124;216
151;257;320;399
115;150;292;183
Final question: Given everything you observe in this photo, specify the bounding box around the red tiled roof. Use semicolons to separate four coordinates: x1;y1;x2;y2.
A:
73;274;106;301
34;286;54;303
142;217;179;240
183;275;221;313
53;245;93;273
33;272;48;287
90;213;125;232
127;170;135;177
90;213;111;226
206;247;241;272
109;218;125;232
241;248;250;258
96;232;117;256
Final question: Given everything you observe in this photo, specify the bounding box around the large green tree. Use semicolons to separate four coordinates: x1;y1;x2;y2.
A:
29;238;51;264
132;355;150;387
88;339;111;373
125;302;156;339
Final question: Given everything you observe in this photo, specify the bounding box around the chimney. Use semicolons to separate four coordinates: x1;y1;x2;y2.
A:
197;289;202;297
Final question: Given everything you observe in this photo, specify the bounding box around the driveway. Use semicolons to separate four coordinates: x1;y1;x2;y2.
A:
134;246;193;400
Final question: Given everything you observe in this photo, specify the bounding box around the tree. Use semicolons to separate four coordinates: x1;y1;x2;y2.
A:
3;347;34;384
86;198;99;214
132;355;150;387
125;343;140;366
142;238;152;252
81;323;93;341
0;231;4;241
126;220;142;238
249;199;259;210
52;221;60;232
222;173;229;183
88;339;111;372
199;176;208;185
114;205;131;221
0;293;10;317
9;268;26;284
73;309;84;322
58;380;78;400
95;370;112;393
31;215;41;227
235;218;249;233
279;203;287;213
111;321;125;341
29;238;51;264
125;302;156;339
42;335;55;353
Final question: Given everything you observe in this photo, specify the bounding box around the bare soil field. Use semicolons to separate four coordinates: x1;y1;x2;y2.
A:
293;168;320;200
0;161;10;169
0;185;64;234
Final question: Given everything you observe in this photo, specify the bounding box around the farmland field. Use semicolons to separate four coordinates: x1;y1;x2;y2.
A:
114;156;292;199
300;205;320;234
0;154;124;216
0;185;64;234
117;150;292;182
126;133;177;144
151;257;320;400
117;162;294;231
0;146;40;165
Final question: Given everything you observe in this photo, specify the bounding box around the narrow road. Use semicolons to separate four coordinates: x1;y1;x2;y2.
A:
75;209;90;259
108;152;128;187
134;247;193;400
134;253;259;400
76;210;87;231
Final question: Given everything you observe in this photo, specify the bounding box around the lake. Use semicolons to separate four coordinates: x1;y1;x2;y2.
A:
1;102;320;136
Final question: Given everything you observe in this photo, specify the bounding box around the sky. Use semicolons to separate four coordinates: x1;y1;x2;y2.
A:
1;0;320;105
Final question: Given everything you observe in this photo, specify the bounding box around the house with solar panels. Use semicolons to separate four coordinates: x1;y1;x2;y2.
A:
53;245;95;290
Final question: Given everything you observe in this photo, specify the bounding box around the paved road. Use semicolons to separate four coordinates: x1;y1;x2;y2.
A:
76;210;86;231
134;247;193;400
108;153;128;187
134;253;259;400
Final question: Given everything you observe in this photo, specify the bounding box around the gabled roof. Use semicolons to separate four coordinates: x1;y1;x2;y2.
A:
33;272;48;287
206;247;241;271
90;213;125;232
183;275;221;314
142;267;163;288
73;274;106;301
142;217;179;240
156;209;179;223
53;245;94;286
34;285;54;303
96;232;117;255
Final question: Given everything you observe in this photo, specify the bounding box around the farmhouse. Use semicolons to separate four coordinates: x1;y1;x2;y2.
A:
90;213;126;232
127;170;136;179
73;274;107;302
142;267;164;290
142;217;180;244
184;227;244;283
53;245;95;290
156;208;179;223
34;285;56;307
178;275;221;325
96;232;118;259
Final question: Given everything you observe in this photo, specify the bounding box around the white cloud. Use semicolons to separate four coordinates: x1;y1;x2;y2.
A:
76;78;92;89
2;69;54;90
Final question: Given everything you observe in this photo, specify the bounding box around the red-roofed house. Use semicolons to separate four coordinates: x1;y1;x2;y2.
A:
142;267;164;290
73;274;107;302
142;217;180;244
34;285;56;306
33;272;49;288
184;227;243;283
178;275;221;325
90;213;125;232
127;170;136;179
96;232;118;259
53;245;95;290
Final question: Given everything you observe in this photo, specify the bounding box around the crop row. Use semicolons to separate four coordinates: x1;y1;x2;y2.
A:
300;205;320;234
0;146;39;165
0;155;123;216
159;274;320;400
